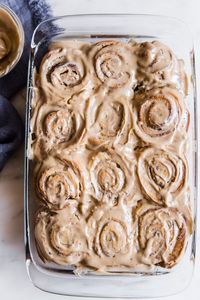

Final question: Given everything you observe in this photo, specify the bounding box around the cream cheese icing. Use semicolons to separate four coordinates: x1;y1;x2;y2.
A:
30;39;192;274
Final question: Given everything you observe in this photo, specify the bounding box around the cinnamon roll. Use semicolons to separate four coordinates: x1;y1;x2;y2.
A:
88;148;132;203
135;41;187;93
36;157;83;210
44;109;75;142
90;40;136;88
32;104;85;158
134;203;188;268
35;206;88;265
87;205;132;266
87;93;132;147
137;147;187;205
39;42;91;101
133;87;184;145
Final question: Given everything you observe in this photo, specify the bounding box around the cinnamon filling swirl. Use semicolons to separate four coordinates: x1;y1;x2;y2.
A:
90;40;136;88
88;148;132;205
39;42;91;101
36;157;82;210
44;109;75;143
35;206;88;265
85;205;133;269
87;93;133;147
137;148;187;205
135;41;187;93
134;203;187;268
133;87;184;144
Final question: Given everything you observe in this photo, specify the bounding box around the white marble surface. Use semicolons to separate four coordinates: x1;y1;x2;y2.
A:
0;0;200;299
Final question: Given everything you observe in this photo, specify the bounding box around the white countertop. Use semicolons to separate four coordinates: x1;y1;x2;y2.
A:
0;0;200;299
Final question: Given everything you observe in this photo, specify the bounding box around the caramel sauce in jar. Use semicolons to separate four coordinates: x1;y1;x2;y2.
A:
0;5;24;77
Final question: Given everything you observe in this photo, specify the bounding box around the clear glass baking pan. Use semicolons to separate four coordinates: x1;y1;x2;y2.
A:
24;14;198;298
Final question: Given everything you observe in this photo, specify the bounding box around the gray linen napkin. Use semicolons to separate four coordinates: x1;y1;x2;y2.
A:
0;0;53;171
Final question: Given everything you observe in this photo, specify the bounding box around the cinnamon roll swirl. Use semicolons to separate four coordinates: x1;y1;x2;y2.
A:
135;41;187;93
87;93;132;147
87;205;132;268
39;42;91;101
137;148;187;205
35;206;88;265
133;87;184;145
90;40;136;88
44;109;75;142
32;104;85;158
134;203;188;268
88;148;132;203
36;157;83;210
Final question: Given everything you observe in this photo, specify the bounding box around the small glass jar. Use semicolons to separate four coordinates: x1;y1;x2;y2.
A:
0;4;24;77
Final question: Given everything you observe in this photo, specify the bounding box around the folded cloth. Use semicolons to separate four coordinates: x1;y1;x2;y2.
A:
0;0;53;171
0;96;23;170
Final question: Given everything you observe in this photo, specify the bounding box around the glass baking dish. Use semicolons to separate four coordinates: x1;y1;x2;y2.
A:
24;14;198;298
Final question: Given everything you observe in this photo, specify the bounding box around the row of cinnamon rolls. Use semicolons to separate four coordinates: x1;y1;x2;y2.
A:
37;39;187;98
31;86;189;159
31;39;189;157
32;39;191;272
34;145;190;270
35;199;189;270
35;147;187;209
